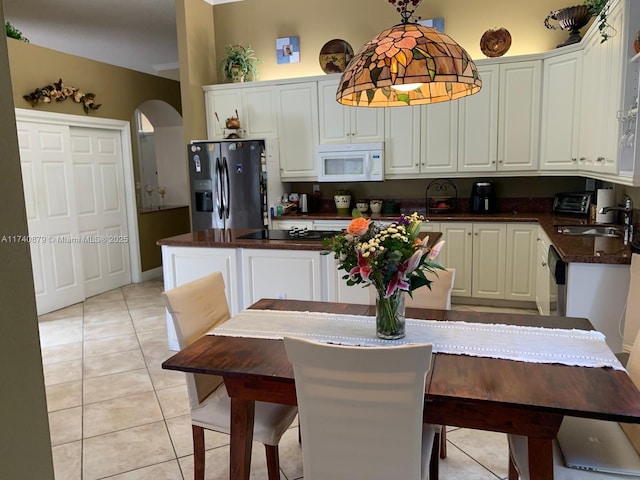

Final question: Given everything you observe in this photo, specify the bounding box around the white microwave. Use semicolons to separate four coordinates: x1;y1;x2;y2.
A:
317;143;384;182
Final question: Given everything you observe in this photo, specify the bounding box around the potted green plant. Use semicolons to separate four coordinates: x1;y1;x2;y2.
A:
221;44;262;83
5;21;29;42
584;0;615;43
334;189;352;214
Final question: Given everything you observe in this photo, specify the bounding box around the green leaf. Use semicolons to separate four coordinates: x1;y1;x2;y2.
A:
352;209;363;218
397;93;410;104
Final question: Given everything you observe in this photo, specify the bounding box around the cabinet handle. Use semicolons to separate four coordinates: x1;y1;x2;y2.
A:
415;163;419;166
474;233;479;236
467;232;472;236
580;157;586;162
541;261;547;267
499;160;503;164
597;156;604;162
571;158;577;162
492;161;496;164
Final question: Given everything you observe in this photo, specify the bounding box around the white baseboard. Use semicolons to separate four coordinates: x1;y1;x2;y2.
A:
140;267;163;283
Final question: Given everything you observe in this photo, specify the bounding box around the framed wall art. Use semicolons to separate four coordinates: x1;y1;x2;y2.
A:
276;36;300;64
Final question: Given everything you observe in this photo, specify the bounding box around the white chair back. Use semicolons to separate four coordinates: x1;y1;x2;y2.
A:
162;272;230;408
284;336;432;480
405;268;455;310
623;254;640;350
621;325;640;454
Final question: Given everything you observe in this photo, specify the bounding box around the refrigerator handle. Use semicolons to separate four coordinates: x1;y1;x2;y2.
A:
215;157;224;220
222;157;230;220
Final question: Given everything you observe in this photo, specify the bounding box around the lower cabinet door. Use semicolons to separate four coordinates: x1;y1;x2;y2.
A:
438;222;473;298
505;224;537;302
242;249;323;306
471;223;507;299
325;256;372;305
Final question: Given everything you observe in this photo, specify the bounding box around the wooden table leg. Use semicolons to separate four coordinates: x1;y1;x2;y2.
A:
230;397;255;480
527;437;554;480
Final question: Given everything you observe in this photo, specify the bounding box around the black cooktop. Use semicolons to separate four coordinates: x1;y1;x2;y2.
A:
237;229;338;241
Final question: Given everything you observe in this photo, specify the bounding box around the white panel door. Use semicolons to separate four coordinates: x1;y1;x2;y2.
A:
70;127;131;297
17;121;84;314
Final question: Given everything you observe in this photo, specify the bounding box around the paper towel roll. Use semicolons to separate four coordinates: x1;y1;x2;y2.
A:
595;188;616;224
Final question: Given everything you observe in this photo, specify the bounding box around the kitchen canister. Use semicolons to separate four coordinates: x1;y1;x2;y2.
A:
595;188;616;224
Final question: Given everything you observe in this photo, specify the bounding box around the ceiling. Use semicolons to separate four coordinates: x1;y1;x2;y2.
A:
3;0;241;80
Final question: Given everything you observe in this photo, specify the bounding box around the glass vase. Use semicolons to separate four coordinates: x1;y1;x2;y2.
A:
376;290;406;340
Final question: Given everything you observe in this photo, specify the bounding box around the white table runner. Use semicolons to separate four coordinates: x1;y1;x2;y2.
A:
208;309;625;371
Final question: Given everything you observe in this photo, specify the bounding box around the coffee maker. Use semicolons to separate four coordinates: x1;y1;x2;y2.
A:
470;181;496;214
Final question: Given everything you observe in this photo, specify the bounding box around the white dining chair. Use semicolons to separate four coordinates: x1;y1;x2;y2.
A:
375;268;455;460
162;272;298;480
507;327;640;480
283;336;437;480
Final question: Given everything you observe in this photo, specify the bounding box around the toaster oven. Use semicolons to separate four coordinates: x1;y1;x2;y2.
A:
552;193;591;215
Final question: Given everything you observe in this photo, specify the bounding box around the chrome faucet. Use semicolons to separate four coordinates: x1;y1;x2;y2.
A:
599;195;634;245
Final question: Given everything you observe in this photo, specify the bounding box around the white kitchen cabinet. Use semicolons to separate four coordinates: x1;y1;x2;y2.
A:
204;86;277;140
271;219;314;231
384;106;422;176
458;61;541;173
540;51;582;171
325;256;372;305
498;60;541;171
505;224;538;302
312;219;350;231
318;78;384;145
241;249;323;306
472;223;507;299
578;0;624;175
161;246;240;349
535;228;551;315
420;102;458;174
276;82;319;180
437;222;473;298
458;64;499;172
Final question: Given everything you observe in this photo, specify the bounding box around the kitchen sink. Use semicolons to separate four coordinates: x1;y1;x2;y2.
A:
555;225;623;237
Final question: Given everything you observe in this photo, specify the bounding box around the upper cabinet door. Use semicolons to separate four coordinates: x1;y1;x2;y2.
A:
384;106;421;176
498;60;541;171
458;64;499;172
540;52;582;171
420;101;458;174
205;89;241;139
277;82;319;179
318;78;384;144
242;86;278;138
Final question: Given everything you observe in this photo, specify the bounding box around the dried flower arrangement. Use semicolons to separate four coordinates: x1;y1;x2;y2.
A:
23;78;101;114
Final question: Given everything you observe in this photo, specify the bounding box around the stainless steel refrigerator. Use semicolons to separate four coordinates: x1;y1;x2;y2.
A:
188;140;267;231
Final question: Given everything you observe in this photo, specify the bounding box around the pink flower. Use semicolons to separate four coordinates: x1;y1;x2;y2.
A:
349;251;372;282
405;250;423;274
428;240;445;260
385;261;410;298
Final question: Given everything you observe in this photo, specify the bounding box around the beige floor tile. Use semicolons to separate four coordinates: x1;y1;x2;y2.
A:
132;313;167;333
83;332;140;357
52;440;81;480
277;426;304;480
46;380;82;412
49;406;82;446
148;364;187;390
156;384;190;419
83;349;145;378
178;441;277;480
83;318;135;341
38;318;83;348
106;460;183;479
41;342;82;365
439;441;504;480
85;289;125;304
83;391;163;438
165;414;230;458
43;359;82;386
82;421;175;480
446;427;509;478
129;304;167;319
83;368;153;405
83;310;132;325
39;303;84;322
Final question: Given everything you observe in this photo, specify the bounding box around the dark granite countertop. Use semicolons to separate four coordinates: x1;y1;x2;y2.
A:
157;228;442;253
273;212;633;265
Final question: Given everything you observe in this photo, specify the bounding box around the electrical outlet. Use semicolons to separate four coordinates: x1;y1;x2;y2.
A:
313;184;320;193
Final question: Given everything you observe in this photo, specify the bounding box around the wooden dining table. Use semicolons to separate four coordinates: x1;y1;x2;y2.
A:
161;298;640;480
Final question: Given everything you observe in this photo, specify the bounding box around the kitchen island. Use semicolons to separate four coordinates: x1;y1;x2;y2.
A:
158;227;442;350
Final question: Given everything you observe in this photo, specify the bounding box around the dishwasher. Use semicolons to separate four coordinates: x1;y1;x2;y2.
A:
548;245;567;316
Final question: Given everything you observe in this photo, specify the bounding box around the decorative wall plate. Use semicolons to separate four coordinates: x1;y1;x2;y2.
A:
319;39;354;74
480;28;512;58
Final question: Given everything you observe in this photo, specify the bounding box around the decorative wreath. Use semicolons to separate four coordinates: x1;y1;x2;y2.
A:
23;78;101;114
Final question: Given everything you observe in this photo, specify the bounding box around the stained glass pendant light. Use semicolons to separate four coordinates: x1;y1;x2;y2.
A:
336;0;482;107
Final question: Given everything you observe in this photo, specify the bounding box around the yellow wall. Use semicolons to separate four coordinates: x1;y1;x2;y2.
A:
213;0;573;81
138;207;191;271
7;39;182;121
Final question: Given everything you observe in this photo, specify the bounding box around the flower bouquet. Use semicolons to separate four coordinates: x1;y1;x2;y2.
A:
324;211;445;339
